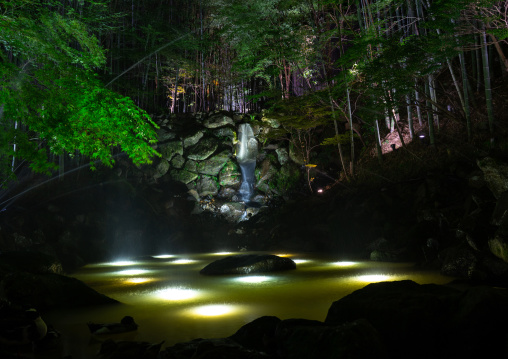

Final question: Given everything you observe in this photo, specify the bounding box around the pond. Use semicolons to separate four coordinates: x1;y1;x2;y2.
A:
42;251;454;358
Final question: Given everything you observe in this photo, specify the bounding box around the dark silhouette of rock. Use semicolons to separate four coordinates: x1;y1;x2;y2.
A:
325;280;508;359
229;316;281;354
98;339;164;359
199;254;296;275
0;272;117;310
88;316;138;335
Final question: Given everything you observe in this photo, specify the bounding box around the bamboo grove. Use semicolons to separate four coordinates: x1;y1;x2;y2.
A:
0;0;507;180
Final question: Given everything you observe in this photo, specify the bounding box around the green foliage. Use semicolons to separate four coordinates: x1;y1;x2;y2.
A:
0;0;160;179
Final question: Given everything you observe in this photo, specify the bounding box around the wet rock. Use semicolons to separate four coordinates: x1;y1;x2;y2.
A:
203;114;234;128
275;148;289;165
154;159;170;179
187;138;218;161
200;254;296;275
219;202;245;223
159;140;183;161
261;115;280;129
219;160;242;187
156;128;176;142
196;176;219;197
439;244;481;279
183;131;204;148
197;150;231;176
488;234;508;263
477;157;508;198
169;169;198;184
170;154;185;168
212;126;236;140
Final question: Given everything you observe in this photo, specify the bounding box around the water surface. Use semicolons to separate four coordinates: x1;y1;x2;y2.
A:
42;252;454;358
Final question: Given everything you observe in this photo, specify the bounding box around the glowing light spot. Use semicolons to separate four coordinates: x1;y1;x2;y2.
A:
116;269;150;276
125;278;152;284
152;254;174;259
317;189;323;193
171;259;197;265
333;261;358;267
276;253;292;257
107;260;137;266
191;304;234;317
356;274;390;282
155;287;200;301
235;276;272;283
293;259;310;264
213;252;233;256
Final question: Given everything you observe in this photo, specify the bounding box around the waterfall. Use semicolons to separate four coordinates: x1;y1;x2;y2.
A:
236;123;258;202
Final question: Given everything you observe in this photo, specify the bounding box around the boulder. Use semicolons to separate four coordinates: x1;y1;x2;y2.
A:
219;202;245;222
200;254;296;275
187;138;218;161
196;176;219;197
159;140;183;161
170;154;185;168
169;169;198;184
476;157;508;198
203;114;234;128
154;159;170;179
159;338;270;359
183;131;204;148
0;251;63;277
197;150;231;176
325;280;508;359
274;318;384;359
275;148;289;165
212;126;236;141
219;160;242;187
229;316;281;353
0;272;117;310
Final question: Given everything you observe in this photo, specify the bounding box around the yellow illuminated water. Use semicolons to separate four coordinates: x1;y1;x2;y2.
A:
41;252;454;358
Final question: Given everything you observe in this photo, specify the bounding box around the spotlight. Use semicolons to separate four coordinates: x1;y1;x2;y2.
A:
155;287;200;301
152;254;174;259
234;276;273;284
116;269;150;276
332;261;358;267
191;304;235;317
356;274;390;282
171;259;198;265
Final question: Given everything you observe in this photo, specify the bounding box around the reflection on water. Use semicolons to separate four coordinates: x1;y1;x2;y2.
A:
41;252;454;358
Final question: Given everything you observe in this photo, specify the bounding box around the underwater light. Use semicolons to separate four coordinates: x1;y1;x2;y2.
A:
356;274;390;282
293;259;310;264
213;251;234;256
155;287;200;301
191;304;236;317
125;277;153;284
275;253;292;257
332;261;358;267
234;275;273;284
106;260;137;266
171;259;198;265
116;269;150;276
152;254;174;259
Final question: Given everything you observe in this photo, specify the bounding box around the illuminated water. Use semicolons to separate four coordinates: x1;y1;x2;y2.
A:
42;252;454;358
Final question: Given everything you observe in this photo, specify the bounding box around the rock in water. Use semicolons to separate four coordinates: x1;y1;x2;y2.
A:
200;254;296;275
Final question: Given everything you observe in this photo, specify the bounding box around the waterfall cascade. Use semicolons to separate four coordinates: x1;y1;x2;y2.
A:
236;124;258;202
